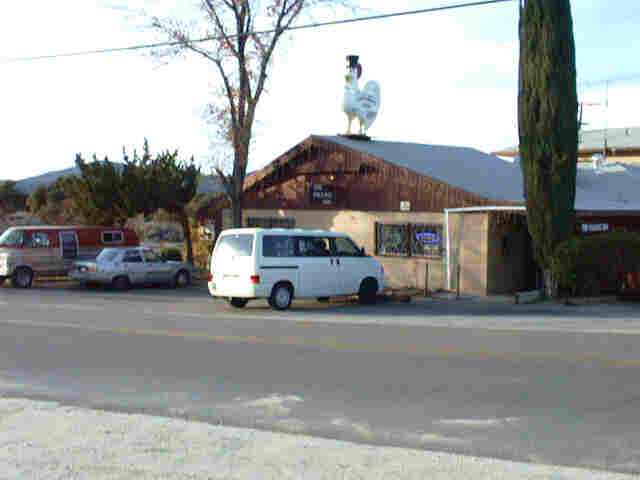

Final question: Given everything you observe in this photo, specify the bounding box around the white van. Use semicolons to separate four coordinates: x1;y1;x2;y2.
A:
208;228;386;310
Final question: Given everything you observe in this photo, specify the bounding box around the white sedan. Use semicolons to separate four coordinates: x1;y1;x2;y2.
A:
70;247;194;290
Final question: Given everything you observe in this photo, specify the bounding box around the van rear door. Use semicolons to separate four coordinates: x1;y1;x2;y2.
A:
211;233;255;293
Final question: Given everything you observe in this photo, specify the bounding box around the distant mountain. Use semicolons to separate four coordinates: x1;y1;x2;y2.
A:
15;166;81;195
13;165;225;195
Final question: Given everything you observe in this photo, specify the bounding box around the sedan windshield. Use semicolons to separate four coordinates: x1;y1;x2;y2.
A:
97;249;120;262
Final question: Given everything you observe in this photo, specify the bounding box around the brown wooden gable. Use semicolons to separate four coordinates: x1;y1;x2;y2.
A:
243;136;519;212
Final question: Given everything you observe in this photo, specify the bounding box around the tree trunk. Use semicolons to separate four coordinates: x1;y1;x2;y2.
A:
542;268;558;299
231;191;243;228
179;210;194;265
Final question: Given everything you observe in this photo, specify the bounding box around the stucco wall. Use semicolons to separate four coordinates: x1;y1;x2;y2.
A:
228;209;447;291
447;212;488;296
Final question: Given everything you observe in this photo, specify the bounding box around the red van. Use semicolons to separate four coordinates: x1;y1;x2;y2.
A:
0;225;139;288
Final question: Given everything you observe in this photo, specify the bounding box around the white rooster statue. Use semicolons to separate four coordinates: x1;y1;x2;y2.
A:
343;55;381;136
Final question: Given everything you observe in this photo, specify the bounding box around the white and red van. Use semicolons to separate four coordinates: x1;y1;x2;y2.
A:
0;225;139;288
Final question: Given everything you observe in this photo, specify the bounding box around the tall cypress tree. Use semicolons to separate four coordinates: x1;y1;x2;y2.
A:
518;0;579;297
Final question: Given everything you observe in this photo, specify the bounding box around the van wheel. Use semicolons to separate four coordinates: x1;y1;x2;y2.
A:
172;270;191;288
13;267;34;289
270;282;293;311
112;276;130;291
358;278;378;305
229;297;249;308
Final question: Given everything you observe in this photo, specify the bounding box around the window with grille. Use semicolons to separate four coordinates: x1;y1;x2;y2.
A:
247;217;295;229
376;223;444;257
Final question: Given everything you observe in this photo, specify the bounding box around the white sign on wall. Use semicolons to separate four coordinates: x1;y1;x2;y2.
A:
400;201;411;212
581;223;609;233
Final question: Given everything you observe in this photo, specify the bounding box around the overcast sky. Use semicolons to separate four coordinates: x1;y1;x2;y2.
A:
2;0;639;181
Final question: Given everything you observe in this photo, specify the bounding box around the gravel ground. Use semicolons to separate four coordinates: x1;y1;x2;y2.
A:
0;397;635;480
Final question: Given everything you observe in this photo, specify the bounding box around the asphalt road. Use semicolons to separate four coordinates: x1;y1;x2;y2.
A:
1;283;640;474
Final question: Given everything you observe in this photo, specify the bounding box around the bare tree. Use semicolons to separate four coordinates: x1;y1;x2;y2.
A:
151;0;354;228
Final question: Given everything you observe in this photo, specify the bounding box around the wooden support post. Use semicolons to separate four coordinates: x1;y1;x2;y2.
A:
424;262;429;297
456;264;461;299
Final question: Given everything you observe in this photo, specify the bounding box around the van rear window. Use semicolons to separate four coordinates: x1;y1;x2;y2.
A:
216;234;254;257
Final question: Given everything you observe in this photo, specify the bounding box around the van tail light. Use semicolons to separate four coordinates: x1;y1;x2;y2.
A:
250;275;260;284
208;273;213;282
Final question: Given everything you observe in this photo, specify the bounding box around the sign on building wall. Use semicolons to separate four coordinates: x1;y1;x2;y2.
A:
580;223;609;233
310;184;335;206
400;201;411;212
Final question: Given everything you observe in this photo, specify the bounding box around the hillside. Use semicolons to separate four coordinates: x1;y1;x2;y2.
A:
12;165;224;195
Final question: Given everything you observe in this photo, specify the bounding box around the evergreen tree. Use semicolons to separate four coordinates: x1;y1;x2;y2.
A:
518;0;579;297
0;181;27;215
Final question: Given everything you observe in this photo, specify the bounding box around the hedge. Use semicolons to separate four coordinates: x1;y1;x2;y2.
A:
551;233;640;296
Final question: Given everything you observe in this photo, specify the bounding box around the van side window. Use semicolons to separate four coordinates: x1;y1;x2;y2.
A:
263;236;295;257
333;236;362;257
102;231;124;244
31;232;51;248
297;237;332;257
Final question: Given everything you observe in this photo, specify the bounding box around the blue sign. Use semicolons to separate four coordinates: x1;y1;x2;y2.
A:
415;232;441;244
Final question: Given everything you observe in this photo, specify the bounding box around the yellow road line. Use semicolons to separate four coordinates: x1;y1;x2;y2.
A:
3;318;639;368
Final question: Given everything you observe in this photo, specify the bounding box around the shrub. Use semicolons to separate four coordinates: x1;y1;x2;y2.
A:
552;233;640;296
160;247;183;262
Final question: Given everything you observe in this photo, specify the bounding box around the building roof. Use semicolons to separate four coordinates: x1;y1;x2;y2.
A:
492;127;640;157
316;135;525;204
579;127;640;152
250;135;640;213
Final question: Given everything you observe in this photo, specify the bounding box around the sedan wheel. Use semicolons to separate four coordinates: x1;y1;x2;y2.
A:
270;282;293;311
173;270;191;288
13;267;34;289
112;275;130;291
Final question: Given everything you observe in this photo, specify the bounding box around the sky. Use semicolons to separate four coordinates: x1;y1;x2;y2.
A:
2;0;639;181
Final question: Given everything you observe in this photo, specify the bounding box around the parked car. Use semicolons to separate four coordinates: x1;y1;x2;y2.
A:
70;246;194;290
208;228;386;310
0;225;139;288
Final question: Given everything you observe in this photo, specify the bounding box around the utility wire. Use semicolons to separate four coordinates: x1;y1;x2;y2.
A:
2;0;513;64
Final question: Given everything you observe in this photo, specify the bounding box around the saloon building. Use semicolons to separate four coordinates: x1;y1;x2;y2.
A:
209;134;640;296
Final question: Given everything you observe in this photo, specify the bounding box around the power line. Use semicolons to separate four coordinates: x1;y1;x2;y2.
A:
1;0;513;64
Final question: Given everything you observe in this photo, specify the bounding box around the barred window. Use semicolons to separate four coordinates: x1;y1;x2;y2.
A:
376;223;409;255
376;223;444;257
247;217;295;229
